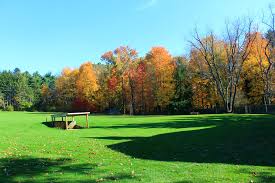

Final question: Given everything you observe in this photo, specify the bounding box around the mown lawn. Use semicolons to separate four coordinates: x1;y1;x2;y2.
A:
0;112;274;183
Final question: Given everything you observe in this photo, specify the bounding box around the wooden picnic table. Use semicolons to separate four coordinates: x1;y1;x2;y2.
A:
51;112;90;130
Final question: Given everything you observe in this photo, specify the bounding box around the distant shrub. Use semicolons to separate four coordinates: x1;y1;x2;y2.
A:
6;105;14;111
46;106;57;112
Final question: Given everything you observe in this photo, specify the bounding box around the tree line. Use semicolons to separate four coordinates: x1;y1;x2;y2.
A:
0;12;274;114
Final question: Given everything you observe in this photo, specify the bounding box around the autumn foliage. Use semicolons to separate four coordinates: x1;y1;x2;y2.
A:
54;62;98;111
46;29;275;114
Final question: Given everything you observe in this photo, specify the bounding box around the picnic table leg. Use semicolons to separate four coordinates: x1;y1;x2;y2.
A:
65;116;68;130
86;114;89;128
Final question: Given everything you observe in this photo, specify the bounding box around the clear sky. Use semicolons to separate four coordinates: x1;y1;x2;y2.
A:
0;0;273;75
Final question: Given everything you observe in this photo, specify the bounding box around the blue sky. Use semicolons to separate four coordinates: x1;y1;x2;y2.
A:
0;0;273;74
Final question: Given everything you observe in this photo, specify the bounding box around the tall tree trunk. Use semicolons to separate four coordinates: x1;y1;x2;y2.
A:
121;78;126;114
129;77;136;115
141;81;145;114
264;96;268;113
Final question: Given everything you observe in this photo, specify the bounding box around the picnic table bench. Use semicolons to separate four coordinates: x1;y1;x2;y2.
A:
51;112;90;130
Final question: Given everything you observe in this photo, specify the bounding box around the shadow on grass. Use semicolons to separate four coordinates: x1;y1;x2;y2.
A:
237;168;275;182
26;112;54;115
42;121;53;128
42;121;83;129
90;115;275;166
91;115;269;129
0;157;135;183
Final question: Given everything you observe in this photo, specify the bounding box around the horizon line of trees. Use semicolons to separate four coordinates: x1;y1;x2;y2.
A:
0;10;274;114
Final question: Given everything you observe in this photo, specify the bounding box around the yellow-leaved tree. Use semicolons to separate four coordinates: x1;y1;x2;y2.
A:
76;62;99;110
146;47;175;111
242;32;271;111
55;67;79;110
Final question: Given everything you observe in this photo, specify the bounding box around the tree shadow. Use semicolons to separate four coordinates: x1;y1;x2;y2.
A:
0;156;136;183
237;168;275;182
91;115;266;129
0;157;73;182
91;115;275;166
26;112;54;115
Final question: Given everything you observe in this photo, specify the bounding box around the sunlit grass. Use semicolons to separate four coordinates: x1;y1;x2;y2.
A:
0;112;274;182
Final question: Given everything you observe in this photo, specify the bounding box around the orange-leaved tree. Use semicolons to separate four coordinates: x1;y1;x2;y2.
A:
242;32;271;110
145;47;175;112
101;46;138;114
75;62;99;111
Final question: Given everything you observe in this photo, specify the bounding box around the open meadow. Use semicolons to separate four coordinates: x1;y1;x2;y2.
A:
1;1;275;182
0;112;274;183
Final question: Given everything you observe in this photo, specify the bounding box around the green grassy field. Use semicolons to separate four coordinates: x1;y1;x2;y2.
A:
0;112;274;183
